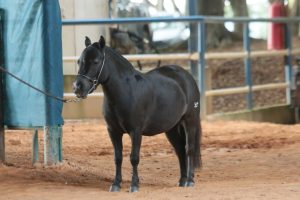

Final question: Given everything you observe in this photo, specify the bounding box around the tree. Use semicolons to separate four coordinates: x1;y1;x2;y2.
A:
229;0;249;35
289;0;300;36
198;0;248;47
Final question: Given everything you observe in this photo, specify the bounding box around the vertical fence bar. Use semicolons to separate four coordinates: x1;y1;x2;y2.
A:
198;21;206;117
284;23;292;105
43;126;62;165
0;9;5;163
243;22;253;110
32;129;39;164
188;0;199;82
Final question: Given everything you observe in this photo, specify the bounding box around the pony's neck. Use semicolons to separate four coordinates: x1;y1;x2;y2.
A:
106;47;136;76
101;47;138;102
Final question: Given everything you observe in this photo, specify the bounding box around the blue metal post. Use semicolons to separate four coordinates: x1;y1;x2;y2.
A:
243;22;253;110
188;0;199;81
198;21;206;117
32;129;39;164
0;9;5;163
284;23;292;105
43;125;63;165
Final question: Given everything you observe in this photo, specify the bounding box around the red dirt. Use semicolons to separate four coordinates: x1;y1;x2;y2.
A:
1;120;300;200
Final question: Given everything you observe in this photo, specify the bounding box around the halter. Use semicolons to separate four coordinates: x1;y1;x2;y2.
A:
77;50;106;94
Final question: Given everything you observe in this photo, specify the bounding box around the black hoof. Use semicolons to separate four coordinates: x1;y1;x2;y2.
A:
109;185;121;192
129;186;139;193
186;181;194;187
178;181;187;187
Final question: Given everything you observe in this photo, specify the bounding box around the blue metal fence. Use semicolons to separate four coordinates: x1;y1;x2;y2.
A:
62;16;300;116
243;23;252;110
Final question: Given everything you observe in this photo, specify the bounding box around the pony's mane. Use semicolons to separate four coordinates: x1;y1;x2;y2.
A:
106;47;135;69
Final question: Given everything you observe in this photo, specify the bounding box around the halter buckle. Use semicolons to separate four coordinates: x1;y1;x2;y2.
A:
92;79;97;85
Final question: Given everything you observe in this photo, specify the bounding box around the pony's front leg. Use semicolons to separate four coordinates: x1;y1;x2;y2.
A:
108;128;123;192
129;131;142;192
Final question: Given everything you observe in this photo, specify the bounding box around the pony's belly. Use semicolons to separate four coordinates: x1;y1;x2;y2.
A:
142;128;172;136
142;123;178;136
141;94;187;135
142;114;182;136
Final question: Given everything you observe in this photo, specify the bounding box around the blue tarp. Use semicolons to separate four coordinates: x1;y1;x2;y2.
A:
0;0;63;127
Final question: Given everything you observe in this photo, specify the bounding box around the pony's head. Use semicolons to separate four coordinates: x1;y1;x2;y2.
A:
73;36;107;99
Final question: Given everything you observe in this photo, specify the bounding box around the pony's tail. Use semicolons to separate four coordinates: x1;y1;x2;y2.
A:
194;120;202;169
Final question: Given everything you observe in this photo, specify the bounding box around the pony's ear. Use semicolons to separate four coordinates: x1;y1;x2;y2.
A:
85;36;91;47
99;35;106;48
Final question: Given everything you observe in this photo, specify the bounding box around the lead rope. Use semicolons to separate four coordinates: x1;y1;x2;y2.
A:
0;65;81;103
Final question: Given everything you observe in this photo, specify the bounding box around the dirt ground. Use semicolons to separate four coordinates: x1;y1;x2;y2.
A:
1;119;300;200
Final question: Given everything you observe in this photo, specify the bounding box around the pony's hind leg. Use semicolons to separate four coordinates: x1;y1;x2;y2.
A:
165;125;187;187
183;115;201;187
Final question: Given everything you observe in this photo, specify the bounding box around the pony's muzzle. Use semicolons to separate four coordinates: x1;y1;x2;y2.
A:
73;81;84;98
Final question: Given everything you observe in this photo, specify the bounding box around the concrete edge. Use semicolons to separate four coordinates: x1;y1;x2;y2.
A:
206;104;295;124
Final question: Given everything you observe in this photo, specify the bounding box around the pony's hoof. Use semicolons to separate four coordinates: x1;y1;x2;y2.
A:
129;186;139;193
177;181;187;187
109;185;121;192
186;181;194;187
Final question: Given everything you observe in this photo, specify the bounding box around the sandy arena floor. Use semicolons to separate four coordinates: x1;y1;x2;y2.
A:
1;120;300;200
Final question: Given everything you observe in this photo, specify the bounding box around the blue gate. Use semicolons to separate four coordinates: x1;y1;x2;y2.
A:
0;0;64;164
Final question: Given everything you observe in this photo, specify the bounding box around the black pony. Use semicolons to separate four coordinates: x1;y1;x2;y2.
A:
73;36;202;192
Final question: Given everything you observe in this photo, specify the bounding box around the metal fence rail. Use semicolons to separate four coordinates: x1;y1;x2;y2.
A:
62;16;300;117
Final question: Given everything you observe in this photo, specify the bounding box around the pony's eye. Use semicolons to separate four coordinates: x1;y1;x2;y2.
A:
93;59;99;64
